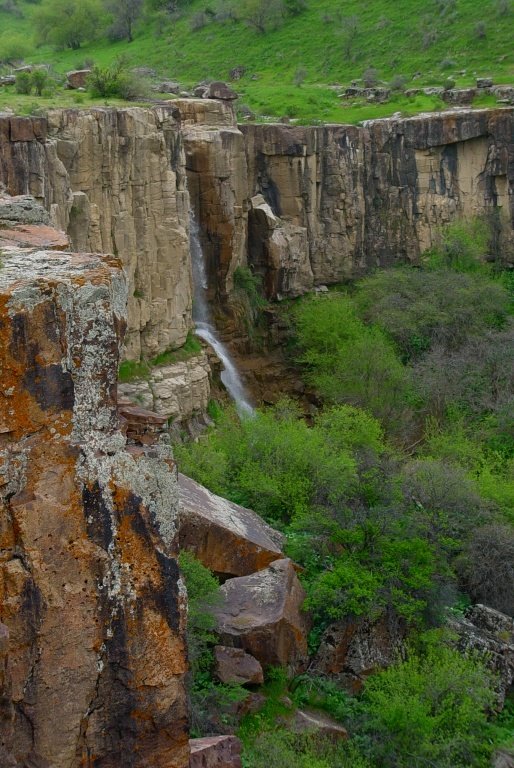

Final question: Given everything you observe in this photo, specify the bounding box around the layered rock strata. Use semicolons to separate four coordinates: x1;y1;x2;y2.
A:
0;239;188;765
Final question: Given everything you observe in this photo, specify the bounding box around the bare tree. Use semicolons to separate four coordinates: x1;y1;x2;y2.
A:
458;524;514;616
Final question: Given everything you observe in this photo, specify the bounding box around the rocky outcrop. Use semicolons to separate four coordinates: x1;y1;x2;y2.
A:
310;611;406;692
447;604;514;708
178;473;284;577
213;558;309;670
119;352;211;421
189;736;242;768
0;235;188;765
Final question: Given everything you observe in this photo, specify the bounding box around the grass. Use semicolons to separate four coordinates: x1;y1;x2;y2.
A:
1;0;514;122
118;330;203;382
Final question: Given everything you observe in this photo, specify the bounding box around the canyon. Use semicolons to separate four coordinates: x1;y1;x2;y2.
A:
1;101;513;420
1;100;514;767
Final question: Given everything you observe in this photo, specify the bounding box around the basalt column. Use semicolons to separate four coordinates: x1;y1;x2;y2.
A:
0;243;189;767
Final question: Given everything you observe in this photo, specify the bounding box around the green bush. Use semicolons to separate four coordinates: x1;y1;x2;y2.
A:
361;636;497;767
294;294;413;431
87;56;146;99
14;70;32;94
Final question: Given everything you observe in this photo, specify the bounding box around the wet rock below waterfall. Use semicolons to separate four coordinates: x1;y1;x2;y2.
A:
179;473;284;578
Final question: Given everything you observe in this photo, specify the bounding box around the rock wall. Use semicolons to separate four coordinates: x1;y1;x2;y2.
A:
0;108;192;361
0;203;189;767
1;105;513;353
242;108;514;293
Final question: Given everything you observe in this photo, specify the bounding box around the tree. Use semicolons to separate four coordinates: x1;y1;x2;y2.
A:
34;0;103;49
238;0;285;33
105;0;143;42
457;524;514;616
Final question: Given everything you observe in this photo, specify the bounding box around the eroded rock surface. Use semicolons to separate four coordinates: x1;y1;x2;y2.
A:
0;245;189;767
179;473;284;577
447;604;514;708
213;558;309;670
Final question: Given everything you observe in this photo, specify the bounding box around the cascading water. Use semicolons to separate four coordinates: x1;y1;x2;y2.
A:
190;213;254;416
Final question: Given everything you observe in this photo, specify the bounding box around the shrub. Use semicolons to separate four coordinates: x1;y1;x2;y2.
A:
457;524;514;615
34;0;104;50
238;0;285;33
474;21;487;38
31;68;50;96
15;70;32;94
389;74;408;92
0;32;30;63
355;265;510;360
294;294;413;431
190;10;209;30
87;57;146;99
361;637;497;767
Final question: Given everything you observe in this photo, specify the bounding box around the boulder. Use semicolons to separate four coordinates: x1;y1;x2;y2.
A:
292;709;348;741
189;736;242;768
477;77;493;89
213;558;310;670
206;81;238;101
178;473;284;577
229;66;246;81
0;193;50;225
310;611;406;692
66;69;91;89
214;646;264;686
447;604;514;708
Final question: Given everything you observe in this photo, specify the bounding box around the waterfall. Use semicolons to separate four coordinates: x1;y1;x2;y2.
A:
190;214;254;416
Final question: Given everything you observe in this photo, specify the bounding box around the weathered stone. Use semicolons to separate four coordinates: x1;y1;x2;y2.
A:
310;611;406;692
447;604;514;709
0;246;189;767
229;67;246;81
119;351;211;421
477;77;493;89
292;709;348;741
179;473;284;577
0;193;50;224
214;646;264;685
0;222;69;250
66;69;91;89
213;558;309;670
189;736;242;768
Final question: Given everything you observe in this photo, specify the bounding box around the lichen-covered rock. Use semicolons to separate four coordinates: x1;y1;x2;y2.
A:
189;736;242;768
214;646;264;686
178;473;284;577
447;604;514;709
0;246;189;767
213;558;309;670
310;611;406;692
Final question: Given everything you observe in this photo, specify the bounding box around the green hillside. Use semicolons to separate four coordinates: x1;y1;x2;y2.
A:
0;0;513;121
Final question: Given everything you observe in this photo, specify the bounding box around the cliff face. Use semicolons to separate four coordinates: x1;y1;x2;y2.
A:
1;104;513;343
0;200;189;767
242;108;514;293
0;108;192;361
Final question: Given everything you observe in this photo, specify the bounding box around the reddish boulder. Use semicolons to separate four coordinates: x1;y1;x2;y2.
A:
0;223;69;250
66;69;91;89
214;646;264;686
179;473;284;577
189;736;242;768
213;558;309;670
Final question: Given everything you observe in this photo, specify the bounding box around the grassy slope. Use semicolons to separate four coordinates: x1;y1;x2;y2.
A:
0;0;513;120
